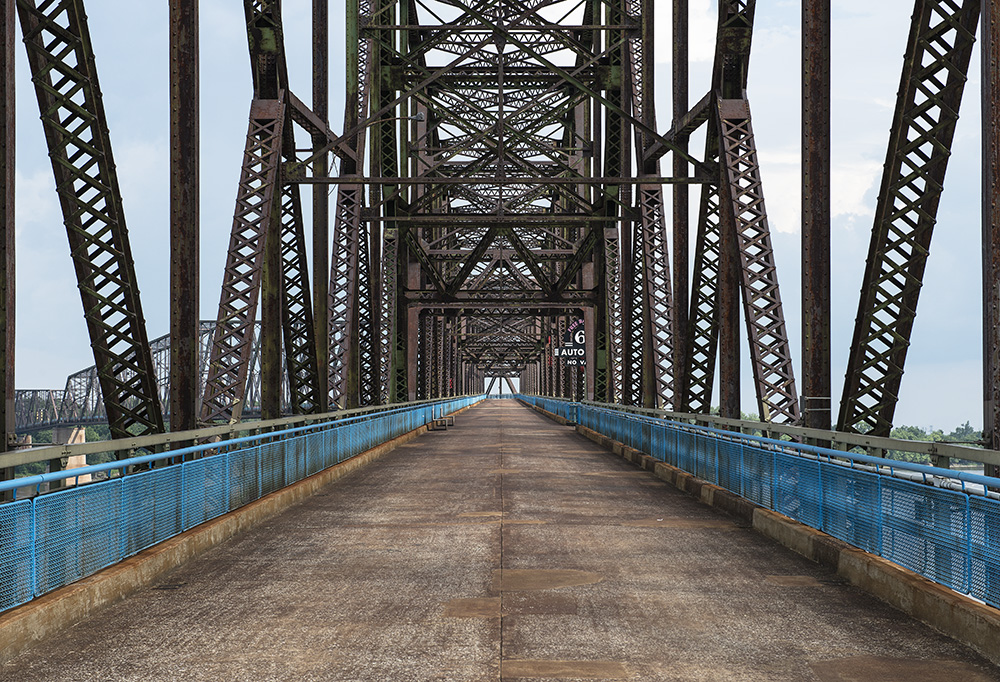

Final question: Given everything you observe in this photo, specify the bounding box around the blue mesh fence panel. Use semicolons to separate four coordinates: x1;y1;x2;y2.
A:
650;424;667;462
773;452;822;529
741;445;773;509
323;429;340;466
717;440;742;493
695;434;716;483
285;434;307;484
677;431;695;473
122;466;183;556
182;455;229;531
35;482;121;595
228;446;259;509
881;478;969;593
306;432;323;476
260;441;284;496
970;496;1000;608
820;465;880;554
0;500;34;611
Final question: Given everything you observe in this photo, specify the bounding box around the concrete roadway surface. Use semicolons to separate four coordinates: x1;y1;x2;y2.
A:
3;399;999;681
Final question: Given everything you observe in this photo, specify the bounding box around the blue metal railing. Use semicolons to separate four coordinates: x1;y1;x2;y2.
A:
519;395;1000;610
0;396;482;614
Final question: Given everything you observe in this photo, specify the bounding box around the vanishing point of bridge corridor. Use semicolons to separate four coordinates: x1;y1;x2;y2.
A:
3;400;998;682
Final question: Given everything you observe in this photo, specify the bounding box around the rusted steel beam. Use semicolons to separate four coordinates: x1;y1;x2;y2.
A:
718;98;799;424
313;0;330;411
328;0;372;408
201;99;285;423
718;158;741;421
839;0;980;435
801;0;831;431
278;183;322;414
261;166;282;421
985;0;1000;478
1;0;14;477
17;0;164;439
681;126;722;415
672;0;690;405
170;0;200;434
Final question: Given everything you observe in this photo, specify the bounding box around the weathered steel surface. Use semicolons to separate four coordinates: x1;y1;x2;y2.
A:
201;99;285;423
312;0;330;412
985;0;1000;479
718;99;799;424
802;0;831;432
17;0;164;439
170;0;200;434
840;0;980;435
1;0;13;483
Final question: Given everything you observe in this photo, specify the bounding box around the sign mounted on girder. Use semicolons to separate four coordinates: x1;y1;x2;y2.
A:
554;319;586;366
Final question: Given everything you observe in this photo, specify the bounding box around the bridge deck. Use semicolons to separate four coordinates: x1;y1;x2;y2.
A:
3;400;999;681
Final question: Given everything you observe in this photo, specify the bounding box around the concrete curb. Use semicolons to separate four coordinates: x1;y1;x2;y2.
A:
527;403;1000;667
0;402;479;663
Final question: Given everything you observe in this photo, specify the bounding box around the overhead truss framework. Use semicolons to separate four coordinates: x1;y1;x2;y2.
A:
295;0;710;409
5;0;997;459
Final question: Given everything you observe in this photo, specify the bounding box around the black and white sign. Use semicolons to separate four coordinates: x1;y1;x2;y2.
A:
555;320;586;366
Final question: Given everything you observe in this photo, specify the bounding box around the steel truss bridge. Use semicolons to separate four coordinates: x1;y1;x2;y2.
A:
0;0;998;482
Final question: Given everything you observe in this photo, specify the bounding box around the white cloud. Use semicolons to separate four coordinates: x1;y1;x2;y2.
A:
831;160;881;221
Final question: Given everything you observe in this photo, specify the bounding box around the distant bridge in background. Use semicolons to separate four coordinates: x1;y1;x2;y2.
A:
13;322;289;434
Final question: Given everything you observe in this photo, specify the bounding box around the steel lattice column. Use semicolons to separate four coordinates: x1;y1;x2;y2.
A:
202;99;285;423
718;99;799;423
18;0;164;439
840;0;980;435
329;0;372;408
682;134;722;414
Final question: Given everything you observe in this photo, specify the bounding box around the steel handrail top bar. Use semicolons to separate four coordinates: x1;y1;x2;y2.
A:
581;400;1000;468
590;404;1000;494
520;396;1000;493
0;395;482;471
0;396;484;497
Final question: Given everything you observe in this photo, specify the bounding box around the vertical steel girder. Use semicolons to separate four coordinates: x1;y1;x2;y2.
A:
682;135;722;414
840;0;980;435
627;0;676;410
328;0;372;408
382;228;401;403
598;0;627;405
204;0;325;422
637;184;677;408
278;183;322;414
1;0;13;465
170;0;200;434
17;0;164;439
801;0;831;432
672;0;690;397
329;183;364;407
984;0;1000;477
676;0;799;423
312;0;330;412
717;98;799;423
202;98;285;423
623;220;644;406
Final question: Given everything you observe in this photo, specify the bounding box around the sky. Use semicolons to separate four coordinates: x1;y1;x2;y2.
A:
10;0;986;431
